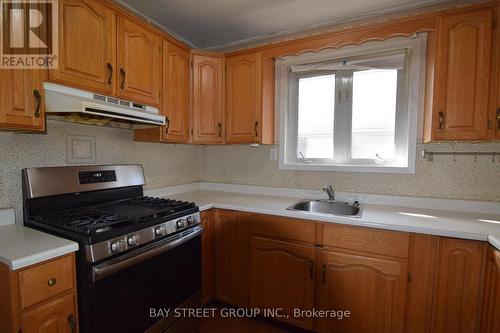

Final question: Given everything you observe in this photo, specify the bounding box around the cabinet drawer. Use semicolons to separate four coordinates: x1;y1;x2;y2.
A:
323;224;410;259
251;213;316;244
19;255;74;309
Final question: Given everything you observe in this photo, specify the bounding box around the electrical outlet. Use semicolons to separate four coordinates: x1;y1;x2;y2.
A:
270;148;278;160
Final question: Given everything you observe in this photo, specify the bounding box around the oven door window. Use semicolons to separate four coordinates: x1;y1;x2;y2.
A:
93;236;201;333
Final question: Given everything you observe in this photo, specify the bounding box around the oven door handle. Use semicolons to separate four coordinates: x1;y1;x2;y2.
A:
92;226;203;281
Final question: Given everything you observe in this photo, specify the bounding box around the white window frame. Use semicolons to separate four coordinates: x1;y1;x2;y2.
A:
276;34;427;174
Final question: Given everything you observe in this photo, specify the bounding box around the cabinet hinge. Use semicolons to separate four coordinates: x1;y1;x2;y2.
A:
190;60;193;68
407;272;412;283
493;19;497;30
487;118;491;130
190;128;194;136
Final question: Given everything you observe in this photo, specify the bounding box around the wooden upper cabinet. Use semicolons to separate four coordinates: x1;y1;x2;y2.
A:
317;250;408;333
0;69;46;131
50;0;116;94
432;238;484;333
429;9;493;141
250;237;315;330
191;51;224;144
162;40;190;142
480;246;500;333
225;52;262;143
117;17;162;106
494;4;500;141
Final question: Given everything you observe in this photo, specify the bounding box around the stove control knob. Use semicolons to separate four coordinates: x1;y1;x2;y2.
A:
110;239;126;253
155;225;166;237
176;219;187;229
127;234;140;246
186;216;194;225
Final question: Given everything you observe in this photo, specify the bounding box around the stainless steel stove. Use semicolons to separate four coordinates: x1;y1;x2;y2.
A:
22;165;202;333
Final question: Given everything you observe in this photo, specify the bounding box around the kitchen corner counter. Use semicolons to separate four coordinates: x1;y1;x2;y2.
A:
145;183;500;250
0;224;79;270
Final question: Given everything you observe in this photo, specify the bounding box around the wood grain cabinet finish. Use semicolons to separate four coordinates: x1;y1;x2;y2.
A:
50;0;116;94
428;9;493;141
225;52;262;143
0;69;47;131
431;238;484;333
162;40;190;142
317;250;409;333
191;51;224;144
117;17;162;106
21;293;77;333
213;210;250;307
201;210;214;305
250;237;316;330
0;254;78;333
494;4;500;141
480;246;500;333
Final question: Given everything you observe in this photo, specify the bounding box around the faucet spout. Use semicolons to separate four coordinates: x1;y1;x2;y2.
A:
322;185;335;201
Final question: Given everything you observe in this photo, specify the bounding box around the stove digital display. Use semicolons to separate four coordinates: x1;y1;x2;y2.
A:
78;170;117;184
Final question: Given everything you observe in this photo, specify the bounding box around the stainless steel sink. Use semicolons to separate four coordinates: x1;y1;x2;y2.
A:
287;199;361;217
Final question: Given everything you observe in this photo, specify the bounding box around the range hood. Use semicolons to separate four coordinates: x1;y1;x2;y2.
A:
43;82;166;127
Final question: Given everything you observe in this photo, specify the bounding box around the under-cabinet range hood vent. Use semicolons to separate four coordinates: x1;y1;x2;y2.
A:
43;82;165;127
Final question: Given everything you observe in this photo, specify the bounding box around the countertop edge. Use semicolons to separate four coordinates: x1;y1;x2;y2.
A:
1;242;79;270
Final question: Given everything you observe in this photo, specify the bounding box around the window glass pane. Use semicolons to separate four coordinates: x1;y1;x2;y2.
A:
351;69;398;160
297;74;335;159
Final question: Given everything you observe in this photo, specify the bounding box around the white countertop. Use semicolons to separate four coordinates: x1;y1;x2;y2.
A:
0;209;79;270
145;183;500;250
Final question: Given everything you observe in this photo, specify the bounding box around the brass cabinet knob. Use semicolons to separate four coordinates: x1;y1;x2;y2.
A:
47;277;57;287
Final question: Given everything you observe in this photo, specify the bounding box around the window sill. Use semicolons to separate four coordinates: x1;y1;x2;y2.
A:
279;161;415;174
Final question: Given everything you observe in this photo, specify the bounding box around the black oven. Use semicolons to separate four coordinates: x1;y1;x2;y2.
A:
83;226;202;333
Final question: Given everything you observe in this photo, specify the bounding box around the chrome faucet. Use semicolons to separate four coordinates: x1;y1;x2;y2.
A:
322;185;335;201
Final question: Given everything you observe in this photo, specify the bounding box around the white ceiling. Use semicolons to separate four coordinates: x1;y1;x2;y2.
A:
117;0;455;49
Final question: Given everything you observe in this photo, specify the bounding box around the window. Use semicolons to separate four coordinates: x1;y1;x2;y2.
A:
277;35;426;173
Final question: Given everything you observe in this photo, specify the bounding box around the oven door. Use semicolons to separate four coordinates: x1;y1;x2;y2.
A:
90;226;202;333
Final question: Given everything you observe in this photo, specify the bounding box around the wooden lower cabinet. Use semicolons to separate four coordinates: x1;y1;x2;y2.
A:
201;210;214;305
21;293;76;333
317;250;408;333
480;246;500;333
0;253;78;333
250;236;316;330
206;210;493;333
213;210;250;307
431;238;485;333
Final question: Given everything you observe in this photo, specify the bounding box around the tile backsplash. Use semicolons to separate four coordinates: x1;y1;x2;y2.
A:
1;119;499;224
0;120;200;222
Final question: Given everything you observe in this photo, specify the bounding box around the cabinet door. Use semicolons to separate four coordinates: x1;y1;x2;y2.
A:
213;210;250;306
494;5;500;140
0;69;46;131
162;40;190;143
225;52;262;143
50;0;115;94
432;238;484;333
21;293;77;333
433;9;493;140
117;17;162;106
201;210;214;305
191;52;224;144
480;246;500;333
250;237;315;330
317;250;408;333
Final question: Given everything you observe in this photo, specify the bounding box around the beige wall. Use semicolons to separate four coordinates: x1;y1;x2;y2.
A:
199;143;500;202
0;120;200;222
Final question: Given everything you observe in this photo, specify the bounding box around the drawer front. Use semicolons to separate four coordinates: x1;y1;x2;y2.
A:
323;224;410;259
19;255;74;309
251;213;316;244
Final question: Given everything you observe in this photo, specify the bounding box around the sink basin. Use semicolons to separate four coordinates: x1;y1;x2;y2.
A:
287;200;361;217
